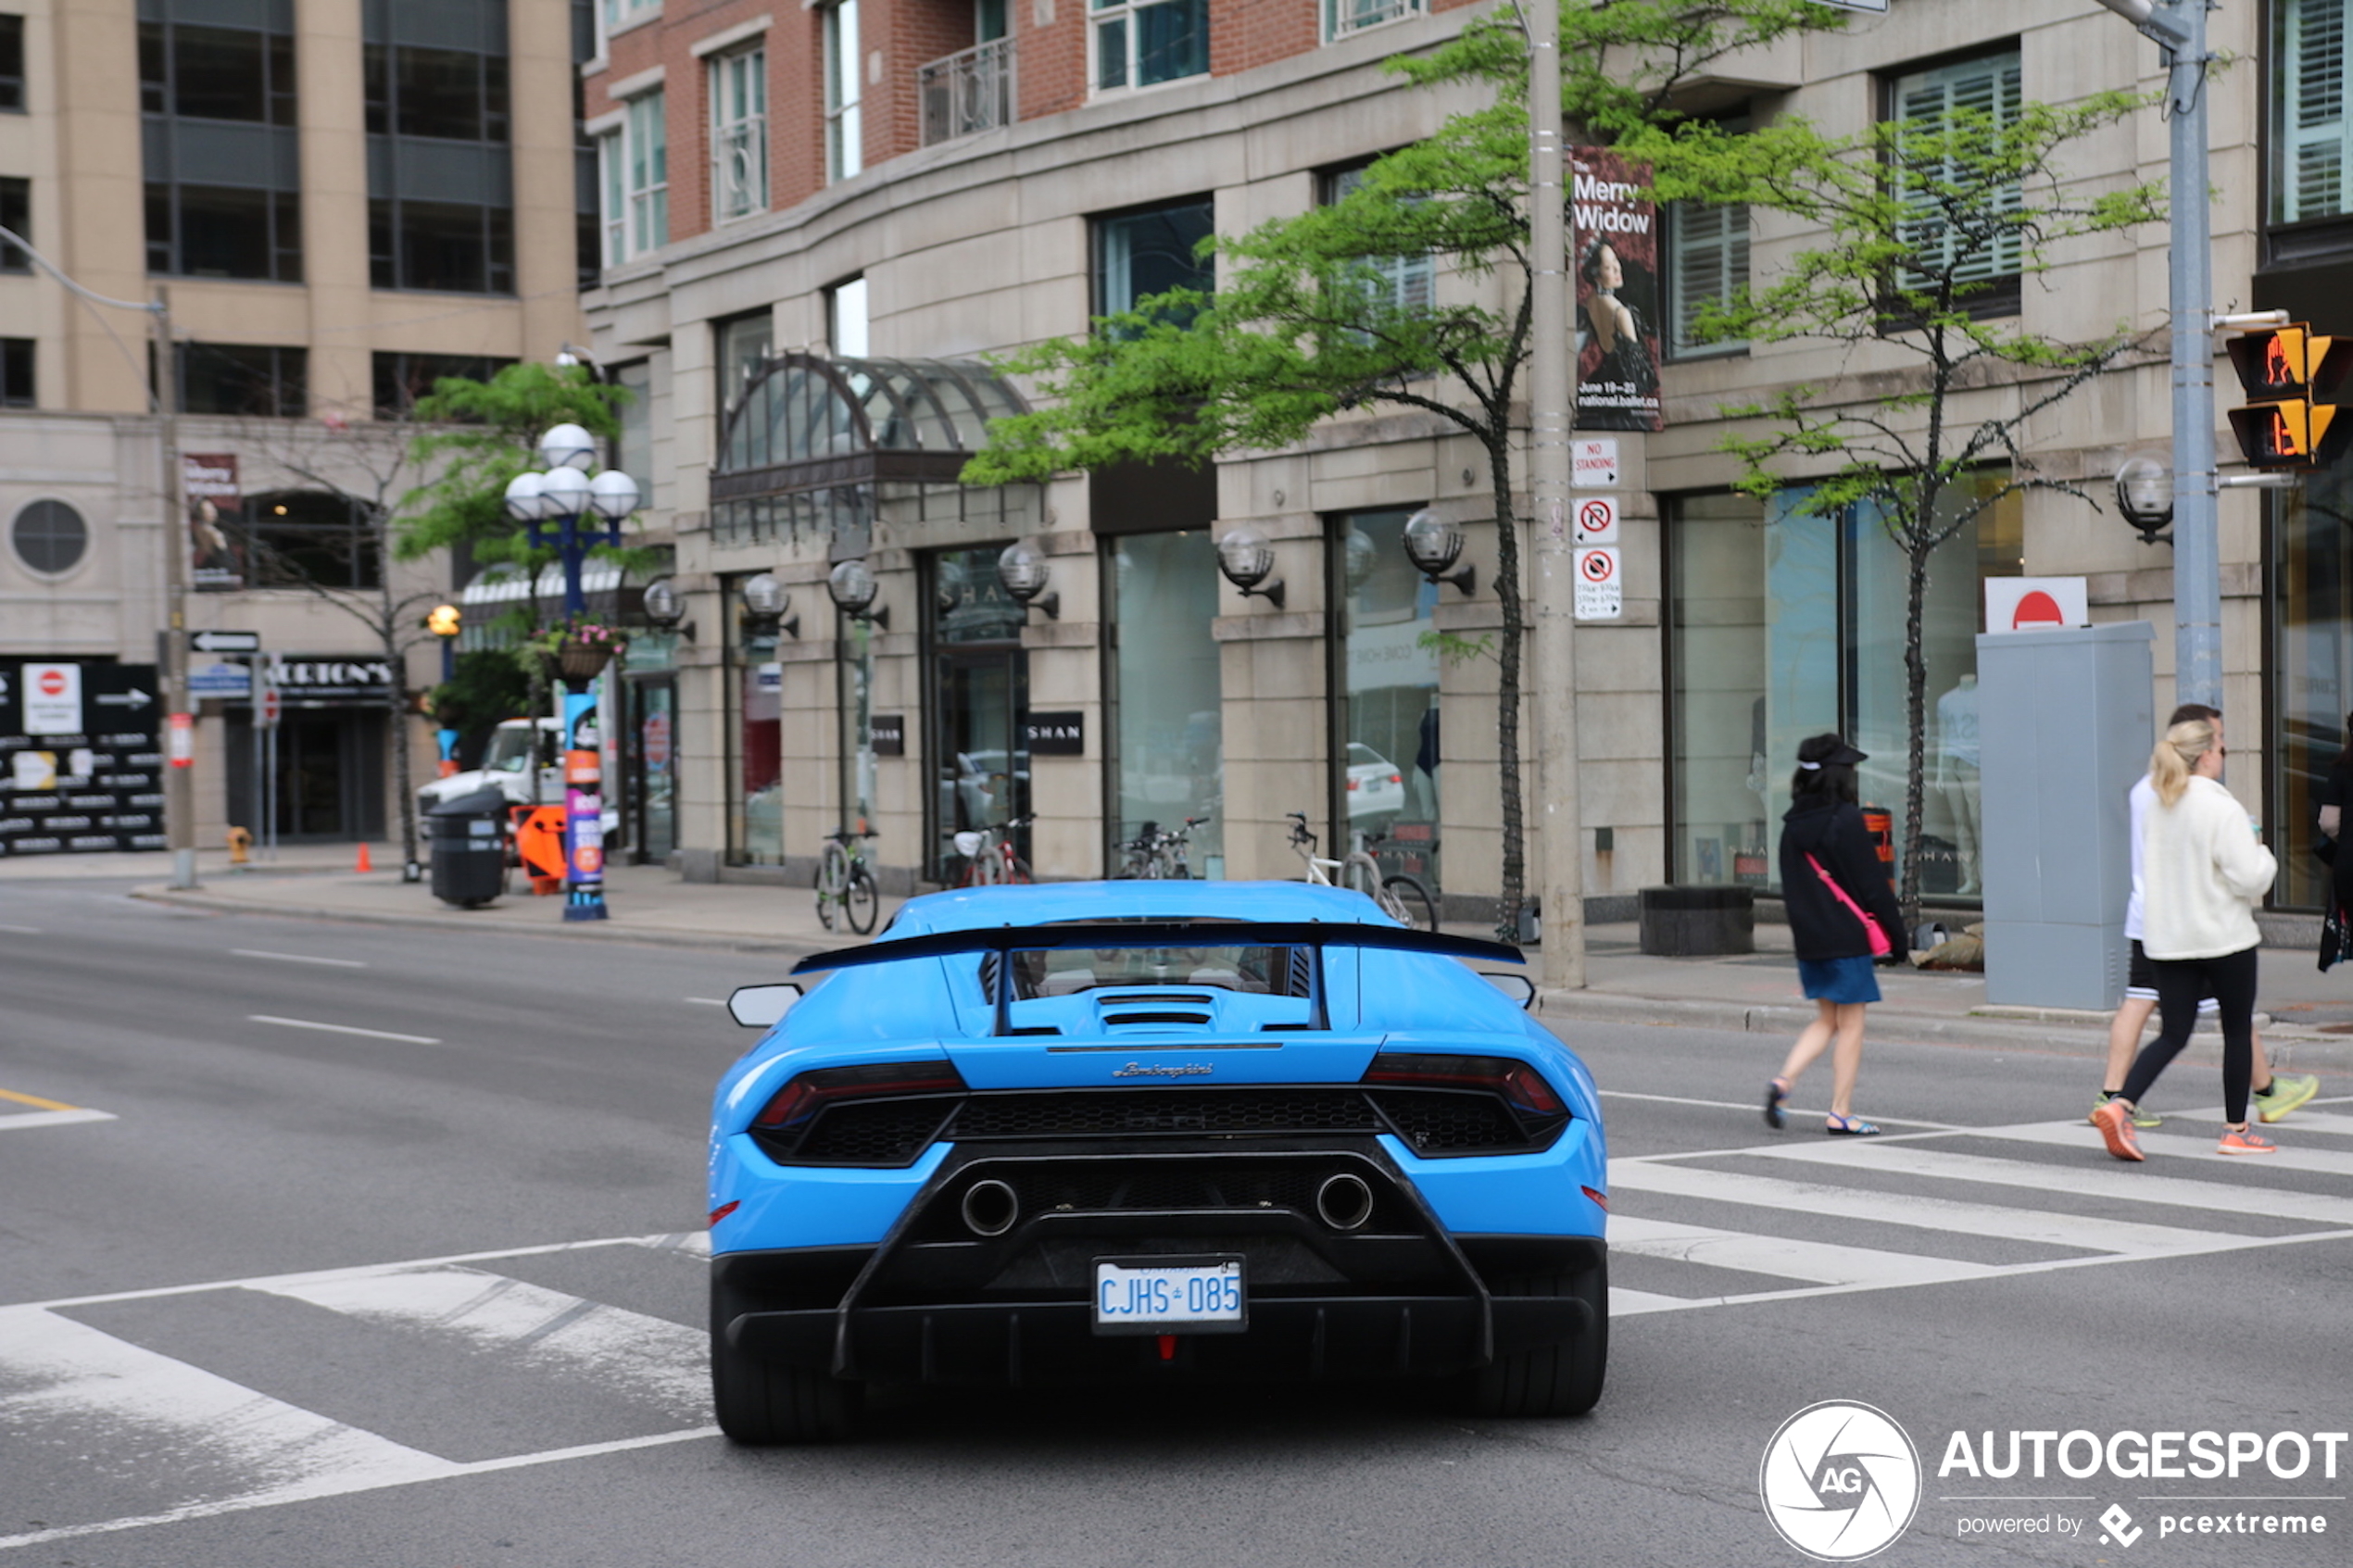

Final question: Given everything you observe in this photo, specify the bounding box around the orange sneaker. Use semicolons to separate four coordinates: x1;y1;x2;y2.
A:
2093;1099;2145;1162
2217;1125;2279;1156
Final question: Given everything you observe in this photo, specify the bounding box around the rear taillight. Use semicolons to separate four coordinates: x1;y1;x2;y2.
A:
1363;1051;1567;1119
1346;776;1361;791
753;1060;966;1130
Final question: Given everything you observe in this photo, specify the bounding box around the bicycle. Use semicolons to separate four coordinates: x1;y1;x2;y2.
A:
1114;815;1208;879
955;815;1034;886
814;828;880;935
1285;811;1434;929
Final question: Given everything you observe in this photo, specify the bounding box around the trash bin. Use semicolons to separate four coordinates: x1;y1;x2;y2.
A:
1639;884;1755;957
426;786;510;909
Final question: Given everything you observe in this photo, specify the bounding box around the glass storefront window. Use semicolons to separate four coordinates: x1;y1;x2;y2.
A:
1668;477;2020;897
1108;530;1223;874
1334;509;1441;896
729;582;783;863
2271;476;2353;909
839;613;876;832
927;546;1028;877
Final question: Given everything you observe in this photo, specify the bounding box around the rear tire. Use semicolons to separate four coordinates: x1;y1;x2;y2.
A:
711;1277;863;1444
1453;1260;1608;1419
1381;873;1438;931
846;868;879;935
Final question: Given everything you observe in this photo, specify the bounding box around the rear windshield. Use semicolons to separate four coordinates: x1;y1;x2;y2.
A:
1004;943;1306;999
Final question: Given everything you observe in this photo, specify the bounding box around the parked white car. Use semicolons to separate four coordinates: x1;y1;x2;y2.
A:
1345;742;1405;822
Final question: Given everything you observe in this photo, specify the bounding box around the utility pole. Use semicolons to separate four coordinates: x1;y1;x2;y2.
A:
152;287;197;890
1527;0;1586;987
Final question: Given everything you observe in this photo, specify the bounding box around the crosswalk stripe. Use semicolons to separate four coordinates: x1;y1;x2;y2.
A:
1609;1286;1698;1316
1751;1138;2353;1229
0;1107;115;1132
1606;1160;2233;1257
1607;1215;1999;1287
1966;1120;2353;1179
254;1265;707;1419
2175;1107;2353;1137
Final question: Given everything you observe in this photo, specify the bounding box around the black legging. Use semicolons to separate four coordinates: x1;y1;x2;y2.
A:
2120;945;2259;1124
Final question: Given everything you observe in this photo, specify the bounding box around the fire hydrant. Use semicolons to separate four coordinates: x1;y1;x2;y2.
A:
226;825;253;869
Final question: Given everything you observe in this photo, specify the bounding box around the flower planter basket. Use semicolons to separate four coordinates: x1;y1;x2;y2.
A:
556;639;617;682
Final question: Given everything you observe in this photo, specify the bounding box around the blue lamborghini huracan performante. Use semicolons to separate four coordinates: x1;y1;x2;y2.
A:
706;881;1608;1442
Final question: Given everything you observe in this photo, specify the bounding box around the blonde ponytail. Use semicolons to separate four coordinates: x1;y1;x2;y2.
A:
2151;718;2217;808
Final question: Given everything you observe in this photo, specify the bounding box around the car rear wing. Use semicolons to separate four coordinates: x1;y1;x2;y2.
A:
788;922;1525;1036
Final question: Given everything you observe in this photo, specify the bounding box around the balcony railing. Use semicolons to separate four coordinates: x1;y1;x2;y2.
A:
918;36;1015;147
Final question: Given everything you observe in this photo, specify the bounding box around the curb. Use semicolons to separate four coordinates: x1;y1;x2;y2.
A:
129;886;830;960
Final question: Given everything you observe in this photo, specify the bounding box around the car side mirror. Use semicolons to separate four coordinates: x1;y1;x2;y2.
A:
727;983;804;1028
1479;972;1536;1010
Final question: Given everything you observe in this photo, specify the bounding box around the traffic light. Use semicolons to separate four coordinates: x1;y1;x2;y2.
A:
426;603;461;637
2226;323;2353;469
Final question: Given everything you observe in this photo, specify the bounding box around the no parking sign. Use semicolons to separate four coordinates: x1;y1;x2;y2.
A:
1574;546;1622;621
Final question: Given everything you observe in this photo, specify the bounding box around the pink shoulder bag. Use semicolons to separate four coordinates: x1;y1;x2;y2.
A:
1806;853;1893;957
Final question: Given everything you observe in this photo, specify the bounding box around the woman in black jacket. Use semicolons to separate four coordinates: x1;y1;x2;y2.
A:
1765;734;1908;1136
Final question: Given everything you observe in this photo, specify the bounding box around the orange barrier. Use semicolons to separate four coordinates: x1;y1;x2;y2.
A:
510;806;568;895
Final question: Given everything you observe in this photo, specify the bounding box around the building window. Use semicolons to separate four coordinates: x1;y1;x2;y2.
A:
1108;529;1224;876
364;41;510;141
1092;0;1208;91
0;14;24;112
0;336;29;407
244;491;381;590
1094;197;1214;327
371;352;518;418
12;499;85;574
0;176;27;271
600;91;667;265
1666;199;1748;358
364;2;514;295
1320;164;1434;321
613;360;655;506
177;342;307;419
826;276;869;356
1887;50;2022;303
1332;510;1439;897
603;0;660;34
2275;0;2353;227
369;199;514;294
715;312;772;432
140;10;303;283
1324;0;1422;43
824;2;862;182
710;46;767;222
1665;479;2022;899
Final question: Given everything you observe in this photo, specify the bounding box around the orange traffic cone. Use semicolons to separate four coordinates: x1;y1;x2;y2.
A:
355;842;372;873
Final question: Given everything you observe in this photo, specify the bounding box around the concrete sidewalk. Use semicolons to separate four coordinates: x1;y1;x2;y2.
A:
23;844;2347;1072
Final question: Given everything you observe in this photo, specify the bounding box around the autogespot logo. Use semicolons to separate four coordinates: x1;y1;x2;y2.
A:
1761;1400;1924;1562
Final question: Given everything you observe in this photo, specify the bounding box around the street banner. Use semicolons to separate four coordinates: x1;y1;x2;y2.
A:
1571;147;1664;433
182;453;245;592
0;660;166;855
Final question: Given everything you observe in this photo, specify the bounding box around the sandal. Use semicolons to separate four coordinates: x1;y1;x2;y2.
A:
1824;1113;1881;1136
1764;1077;1789;1131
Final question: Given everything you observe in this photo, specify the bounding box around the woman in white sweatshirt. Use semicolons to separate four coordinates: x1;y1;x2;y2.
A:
2093;718;2280;1160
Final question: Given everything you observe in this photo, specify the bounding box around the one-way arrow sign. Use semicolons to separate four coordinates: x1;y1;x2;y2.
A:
188;630;262;653
96;688;153;708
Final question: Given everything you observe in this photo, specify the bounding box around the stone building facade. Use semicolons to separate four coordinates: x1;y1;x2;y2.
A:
581;0;2353;916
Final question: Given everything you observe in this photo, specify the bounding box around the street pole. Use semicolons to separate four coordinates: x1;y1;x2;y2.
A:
152;287;198;890
1528;0;1586;987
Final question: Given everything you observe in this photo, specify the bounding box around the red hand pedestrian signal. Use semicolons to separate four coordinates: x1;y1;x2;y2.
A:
2227;323;2353;469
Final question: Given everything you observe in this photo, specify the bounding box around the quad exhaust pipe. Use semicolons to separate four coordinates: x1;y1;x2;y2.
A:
961;1178;1020;1237
1315;1172;1375;1232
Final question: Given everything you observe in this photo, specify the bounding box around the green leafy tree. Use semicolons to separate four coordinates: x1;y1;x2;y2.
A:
1648;87;2163;923
966;1;1847;927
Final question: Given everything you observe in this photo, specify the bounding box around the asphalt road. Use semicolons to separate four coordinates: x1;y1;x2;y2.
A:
2;881;2348;1567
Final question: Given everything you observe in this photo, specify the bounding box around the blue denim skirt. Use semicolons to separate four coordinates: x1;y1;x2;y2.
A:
1798;954;1881;1006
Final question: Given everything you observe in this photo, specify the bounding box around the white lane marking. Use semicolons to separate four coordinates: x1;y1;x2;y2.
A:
0;922;42;934
685;997;727;1007
1597;1088;1960;1130
2171;1107;2353;1137
24;1232;706;1312
1751;1138;2353;1228
247;1015;442;1046
254;1266;707;1419
1608;1286;1692;1315
0;1108;117;1132
1608;1214;2000;1289
1607;1160;2234;1257
1960;1119;2353;1179
233;949;368;969
0;1424;719;1553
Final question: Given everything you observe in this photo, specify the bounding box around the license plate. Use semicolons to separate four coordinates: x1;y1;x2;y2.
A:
1091;1256;1246;1335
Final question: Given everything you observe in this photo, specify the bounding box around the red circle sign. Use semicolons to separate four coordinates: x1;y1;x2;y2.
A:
36;670;66;696
1578;500;1613;533
1579;551;1617;583
2010;590;2066;630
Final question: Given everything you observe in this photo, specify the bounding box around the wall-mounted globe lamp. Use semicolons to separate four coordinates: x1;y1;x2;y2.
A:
740;571;798;639
641;575;697;643
1215;523;1286;609
2114;451;2173;545
1402;508;1477;596
827;558;890;627
997;537;1059;619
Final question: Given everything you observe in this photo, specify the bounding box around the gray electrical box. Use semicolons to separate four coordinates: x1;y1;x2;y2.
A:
1976;621;2155;1010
